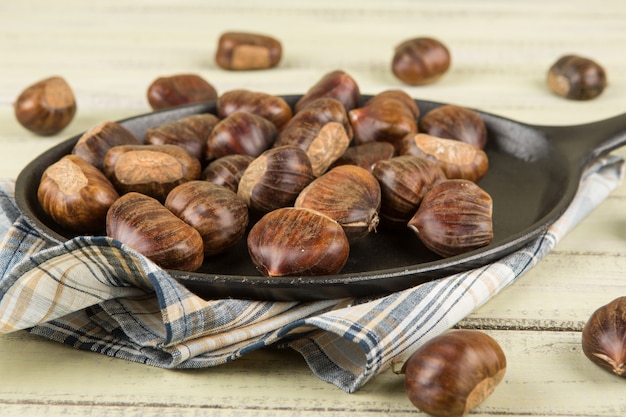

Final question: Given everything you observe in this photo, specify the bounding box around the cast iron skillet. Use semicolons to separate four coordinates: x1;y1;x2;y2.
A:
14;95;626;301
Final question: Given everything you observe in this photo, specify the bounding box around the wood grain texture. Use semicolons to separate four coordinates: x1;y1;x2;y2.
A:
2;1;626;416
2;330;625;416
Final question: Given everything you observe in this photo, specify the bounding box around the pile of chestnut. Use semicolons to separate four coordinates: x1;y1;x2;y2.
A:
36;69;494;277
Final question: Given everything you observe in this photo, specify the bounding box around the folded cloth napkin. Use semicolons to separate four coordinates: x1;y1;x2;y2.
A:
0;155;623;393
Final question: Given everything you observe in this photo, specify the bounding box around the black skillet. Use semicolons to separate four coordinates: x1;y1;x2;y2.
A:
14;95;626;301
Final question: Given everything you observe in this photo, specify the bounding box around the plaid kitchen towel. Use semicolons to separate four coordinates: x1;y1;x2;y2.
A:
0;155;623;393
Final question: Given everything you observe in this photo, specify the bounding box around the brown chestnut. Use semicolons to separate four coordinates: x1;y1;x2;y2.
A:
408;179;493;258
106;192;204;271
392;37;451;86
547;54;607;100
165;181;249;255
332;141;396;173
399;133;489;182
349;90;419;150
103;144;201;202
372;155;446;227
206;111;278;160
38;155;119;233
72;121;141;170
14;76;76;136
581;296;626;377
247;207;349;276
275;98;353;176
295;165;381;240
146;73;218;110
145;113;219;162
201;154;255;193
277;97;354;146
402;329;506;417
295;70;361;113
217;89;292;130
215;31;282;71
419;105;488;149
238;145;314;214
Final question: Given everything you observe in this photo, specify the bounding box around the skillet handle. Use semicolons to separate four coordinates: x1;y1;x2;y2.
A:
539;112;626;169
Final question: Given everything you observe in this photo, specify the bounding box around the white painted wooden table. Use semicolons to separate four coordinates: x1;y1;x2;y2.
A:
1;1;626;416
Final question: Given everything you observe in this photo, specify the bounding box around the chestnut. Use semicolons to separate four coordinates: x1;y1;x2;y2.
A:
402;329;506;417
201;154;255;193
247;207;349;276
206;111;278;160
275;97;353;177
349;90;419;150
145;113;219;162
217;89;292;130
372;155;446;227
165;181;249;255
419;105;488;149
238;145;314;214
399;133;489;182
103;144;201;202
408;179;493;258
547;54;607;100
581;296;626;377
106;192;204;272
38;155;119;233
294;70;361;113
295;164;381;240
331;141;396;173
392;37;451;86
215;31;282;71
146;73;218;110
277;97;354;145
14;76;76;136
72;121;141;170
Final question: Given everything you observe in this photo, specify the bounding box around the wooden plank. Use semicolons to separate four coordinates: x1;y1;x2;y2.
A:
1;329;625;416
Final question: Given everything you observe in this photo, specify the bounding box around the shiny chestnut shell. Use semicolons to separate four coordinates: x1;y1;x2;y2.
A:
215;31;282;71
237;145;314;214
399;133;489;182
207;111;278;160
146;73;218;110
402;329;506;417
349;90;419;150
144;113;220;162
72;121;141;171
408;179;493;258
201;154;255;193
547;54;607;101
106;192;204;272
581;296;626;377
165;181;249;255
38;154;119;233
392;37;451;86
217;89;292;130
295;165;381;240
332;141;396;173
247;207;349;277
295;70;361;112
372;155;446;227
14;76;76;136
419;105;488;149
